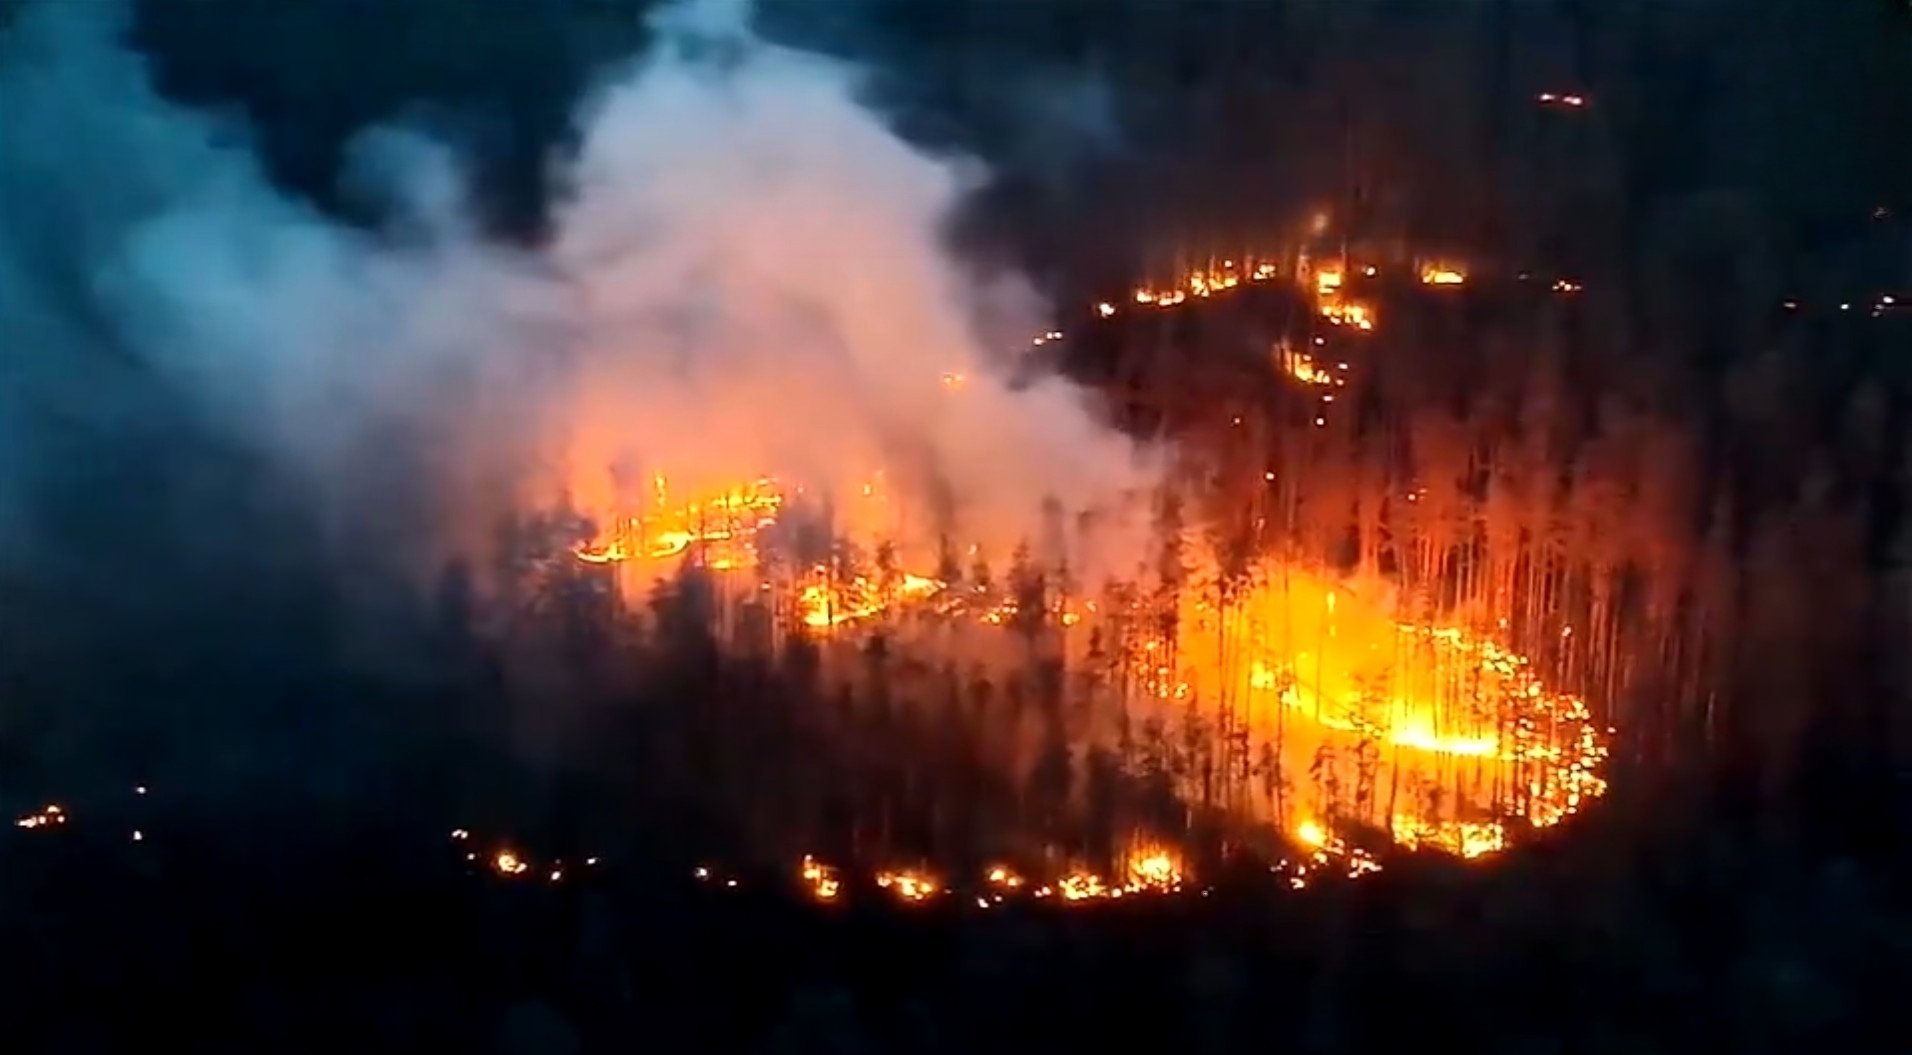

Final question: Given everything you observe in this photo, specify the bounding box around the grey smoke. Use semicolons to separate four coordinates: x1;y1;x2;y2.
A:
0;0;1153;596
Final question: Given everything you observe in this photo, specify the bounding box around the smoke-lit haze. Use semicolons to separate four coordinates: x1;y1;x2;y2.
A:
0;0;1151;602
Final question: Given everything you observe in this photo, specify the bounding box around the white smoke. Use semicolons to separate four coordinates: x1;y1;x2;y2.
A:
0;0;1153;587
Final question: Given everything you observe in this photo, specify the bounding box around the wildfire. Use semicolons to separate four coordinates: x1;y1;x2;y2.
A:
875;869;941;902
567;463;1609;870
1051;872;1109;901
1124;847;1184;892
1105;242;1474;345
1128;562;1613;862
1126;257;1283;311
985;864;1026;891
573;475;784;570
547;244;1609;877
1275;345;1339;387
1319;299;1375;330
1280;824;1384;888
800;855;842;901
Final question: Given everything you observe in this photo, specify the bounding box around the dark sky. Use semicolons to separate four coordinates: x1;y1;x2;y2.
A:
114;0;1909;285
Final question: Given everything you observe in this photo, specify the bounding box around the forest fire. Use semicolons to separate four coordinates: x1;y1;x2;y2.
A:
800;856;842;901
521;148;1614;888
875;869;942;903
561;456;1608;872
1319;299;1376;330
555;226;1609;863
1128;256;1282;310
1124;848;1184;892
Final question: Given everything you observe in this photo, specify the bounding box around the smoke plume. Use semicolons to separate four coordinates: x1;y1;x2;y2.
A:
0;0;1152;602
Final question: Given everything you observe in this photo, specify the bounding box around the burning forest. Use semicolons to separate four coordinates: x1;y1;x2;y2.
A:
531;237;1620;881
2;0;1908;1050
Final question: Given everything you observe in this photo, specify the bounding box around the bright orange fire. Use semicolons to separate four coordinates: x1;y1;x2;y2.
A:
800;855;842;901
567;473;1607;867
875;868;941;903
554;247;1605;873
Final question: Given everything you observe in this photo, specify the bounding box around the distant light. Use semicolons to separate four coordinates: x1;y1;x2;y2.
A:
132;830;143;842
1096;301;1115;317
134;786;147;796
